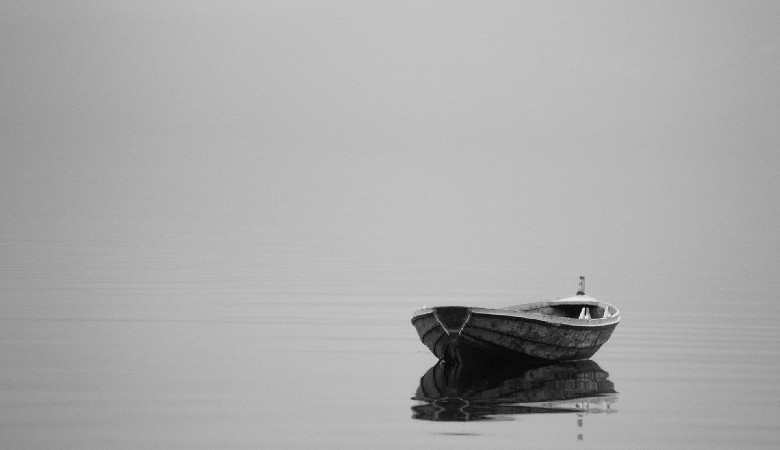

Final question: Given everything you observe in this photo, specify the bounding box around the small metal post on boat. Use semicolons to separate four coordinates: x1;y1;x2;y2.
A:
577;276;585;296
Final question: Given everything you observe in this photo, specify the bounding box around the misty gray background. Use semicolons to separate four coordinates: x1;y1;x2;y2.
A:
2;1;780;448
3;1;778;272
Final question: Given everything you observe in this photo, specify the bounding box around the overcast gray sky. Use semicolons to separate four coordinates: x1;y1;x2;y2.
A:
2;1;778;273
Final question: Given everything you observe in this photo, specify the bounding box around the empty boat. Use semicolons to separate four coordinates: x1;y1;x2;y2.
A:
411;277;620;364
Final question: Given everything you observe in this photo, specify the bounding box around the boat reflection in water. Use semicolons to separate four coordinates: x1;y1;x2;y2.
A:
412;358;617;423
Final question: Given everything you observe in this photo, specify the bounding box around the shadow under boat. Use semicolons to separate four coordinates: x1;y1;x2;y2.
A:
412;357;618;422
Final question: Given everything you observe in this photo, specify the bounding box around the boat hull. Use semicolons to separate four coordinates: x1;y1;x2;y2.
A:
412;303;619;363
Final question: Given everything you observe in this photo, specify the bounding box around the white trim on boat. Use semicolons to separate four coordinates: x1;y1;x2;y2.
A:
412;296;620;328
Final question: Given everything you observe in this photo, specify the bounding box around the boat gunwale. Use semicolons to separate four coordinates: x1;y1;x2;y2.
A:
412;296;620;328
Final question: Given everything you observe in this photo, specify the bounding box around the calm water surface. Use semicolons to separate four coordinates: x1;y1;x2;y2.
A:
1;222;779;449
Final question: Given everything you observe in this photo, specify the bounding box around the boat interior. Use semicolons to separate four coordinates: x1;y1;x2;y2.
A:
511;276;617;320
533;304;612;319
505;301;616;320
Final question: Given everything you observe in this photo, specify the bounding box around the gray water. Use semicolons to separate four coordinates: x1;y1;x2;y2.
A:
2;219;778;449
3;2;780;448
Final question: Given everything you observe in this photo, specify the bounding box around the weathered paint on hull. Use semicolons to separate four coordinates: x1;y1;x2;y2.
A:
412;307;618;363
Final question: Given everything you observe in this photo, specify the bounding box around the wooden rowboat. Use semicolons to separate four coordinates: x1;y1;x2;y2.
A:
411;277;620;364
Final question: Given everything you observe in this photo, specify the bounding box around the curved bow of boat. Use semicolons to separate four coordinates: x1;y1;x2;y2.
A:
430;306;472;335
